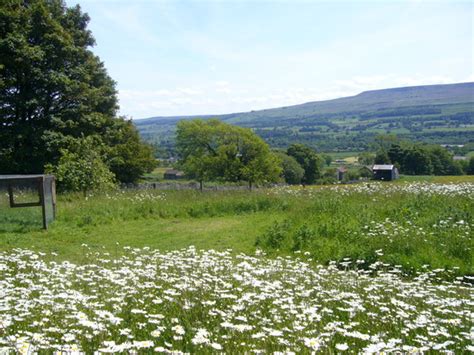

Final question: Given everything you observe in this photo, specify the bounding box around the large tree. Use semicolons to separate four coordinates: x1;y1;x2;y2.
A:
275;152;305;185
176;119;281;189
0;0;154;183
286;144;322;184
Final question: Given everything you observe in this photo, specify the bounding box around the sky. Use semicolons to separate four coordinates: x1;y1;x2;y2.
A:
65;0;473;119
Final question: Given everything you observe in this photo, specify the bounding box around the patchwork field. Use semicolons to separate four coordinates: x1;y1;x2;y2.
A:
0;178;473;352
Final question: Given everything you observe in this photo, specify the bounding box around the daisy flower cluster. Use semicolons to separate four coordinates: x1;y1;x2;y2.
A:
1;247;472;353
98;190;167;203
361;217;472;242
270;182;474;198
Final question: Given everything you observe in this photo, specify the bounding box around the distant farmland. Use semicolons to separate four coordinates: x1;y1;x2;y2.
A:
135;82;474;155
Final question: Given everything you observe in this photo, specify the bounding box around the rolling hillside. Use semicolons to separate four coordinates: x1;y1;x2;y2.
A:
135;82;474;155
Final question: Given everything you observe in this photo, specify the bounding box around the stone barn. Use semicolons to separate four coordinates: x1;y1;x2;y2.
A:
372;164;399;181
163;169;185;180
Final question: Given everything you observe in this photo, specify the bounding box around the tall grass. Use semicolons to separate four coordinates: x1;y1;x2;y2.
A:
1;182;472;277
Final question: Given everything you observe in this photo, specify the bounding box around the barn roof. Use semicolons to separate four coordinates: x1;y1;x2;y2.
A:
372;164;395;170
164;169;185;175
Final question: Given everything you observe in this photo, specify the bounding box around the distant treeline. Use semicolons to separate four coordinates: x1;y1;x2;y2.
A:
372;136;473;176
359;106;442;119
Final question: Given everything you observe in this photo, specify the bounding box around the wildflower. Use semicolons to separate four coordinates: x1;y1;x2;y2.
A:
303;337;321;350
211;343;223;350
133;340;154;349
191;329;210;345
151;330;161;337
336;343;349;351
269;330;283;337
172;325;185;336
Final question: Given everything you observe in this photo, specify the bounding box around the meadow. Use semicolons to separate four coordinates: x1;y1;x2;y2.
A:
0;179;473;352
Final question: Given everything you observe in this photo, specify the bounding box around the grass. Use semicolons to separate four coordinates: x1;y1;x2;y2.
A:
142;167;168;180
1;179;472;276
1;179;473;353
398;174;474;183
326;151;363;159
0;214;273;260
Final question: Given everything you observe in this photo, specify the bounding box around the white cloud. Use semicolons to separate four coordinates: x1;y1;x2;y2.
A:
178;88;202;95
123;73;472;119
215;81;230;87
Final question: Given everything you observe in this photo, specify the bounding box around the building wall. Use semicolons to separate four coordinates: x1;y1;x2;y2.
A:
374;170;393;181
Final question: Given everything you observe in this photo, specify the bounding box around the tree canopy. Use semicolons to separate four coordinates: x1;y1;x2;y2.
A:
286;144;322;184
176;119;281;189
0;0;155;185
276;152;305;185
372;135;465;175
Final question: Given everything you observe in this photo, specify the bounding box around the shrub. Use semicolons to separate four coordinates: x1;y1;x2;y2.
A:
46;138;116;193
292;224;314;251
256;220;291;249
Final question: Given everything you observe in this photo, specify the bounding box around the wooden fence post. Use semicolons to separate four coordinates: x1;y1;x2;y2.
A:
39;176;47;229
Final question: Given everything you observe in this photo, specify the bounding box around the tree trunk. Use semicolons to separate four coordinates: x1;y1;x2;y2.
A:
248;181;252;191
199;180;203;191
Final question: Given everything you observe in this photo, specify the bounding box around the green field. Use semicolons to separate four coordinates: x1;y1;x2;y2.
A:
1;178;473;275
1;179;473;353
136;83;474;153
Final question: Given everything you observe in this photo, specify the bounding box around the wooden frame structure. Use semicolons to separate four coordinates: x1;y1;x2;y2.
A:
0;175;56;229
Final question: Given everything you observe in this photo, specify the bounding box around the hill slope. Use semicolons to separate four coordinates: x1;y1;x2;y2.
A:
135;82;474;155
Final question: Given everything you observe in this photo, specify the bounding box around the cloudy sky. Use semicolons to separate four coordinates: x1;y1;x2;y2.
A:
66;0;473;119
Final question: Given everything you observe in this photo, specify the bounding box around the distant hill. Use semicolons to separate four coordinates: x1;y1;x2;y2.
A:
135;82;474;155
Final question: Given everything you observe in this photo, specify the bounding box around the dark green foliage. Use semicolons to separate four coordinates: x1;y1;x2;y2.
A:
0;0;155;184
343;170;361;182
359;166;373;178
358;152;375;165
322;154;332;166
374;150;390;164
287;144;322;184
387;144;405;166
451;142;474;156
275;152;304;184
106;120;156;183
403;146;432;175
374;135;464;176
45;136;116;193
256;220;291;249
466;157;474;175
321;168;338;184
292;224;314;251
428;146;463;175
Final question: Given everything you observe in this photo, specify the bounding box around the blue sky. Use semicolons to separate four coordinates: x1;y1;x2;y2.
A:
65;0;473;119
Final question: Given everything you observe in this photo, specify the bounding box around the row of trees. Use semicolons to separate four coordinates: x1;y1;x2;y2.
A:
0;0;156;191
176;119;326;188
370;135;472;175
